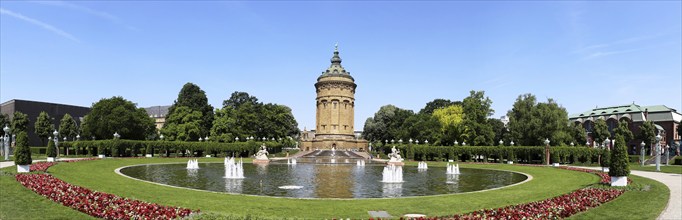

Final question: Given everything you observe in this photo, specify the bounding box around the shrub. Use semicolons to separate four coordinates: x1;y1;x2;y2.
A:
610;134;630;177
46;139;57;157
600;148;610;168
551;150;560;163
145;144;153;156
13;131;32;165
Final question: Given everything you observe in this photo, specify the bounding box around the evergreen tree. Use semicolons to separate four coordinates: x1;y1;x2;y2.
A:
600;148;610;168
34;111;55;146
609;134;630;177
570;123;587;146
13;131;31;165
46;139;57;157
614;120;634;143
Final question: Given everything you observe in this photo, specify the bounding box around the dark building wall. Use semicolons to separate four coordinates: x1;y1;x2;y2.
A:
0;100;90;146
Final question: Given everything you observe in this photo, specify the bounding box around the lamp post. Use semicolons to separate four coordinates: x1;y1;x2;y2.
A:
409;138;413;144
462;141;466;146
425;139;429;145
3;125;9;160
199;137;203;142
416;140;419;145
76;134;80;141
113;132;120;139
454;140;459;146
235;137;239;142
510;140;514;146
544;138;550;165
205;136;209;142
398;139;403;145
640;141;646;166
53;130;59;158
655;133;662;172
499;140;504;146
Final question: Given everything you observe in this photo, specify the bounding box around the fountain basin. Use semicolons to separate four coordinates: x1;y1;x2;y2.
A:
118;163;528;199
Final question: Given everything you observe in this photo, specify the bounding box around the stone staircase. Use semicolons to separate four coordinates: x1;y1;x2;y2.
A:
643;154;676;165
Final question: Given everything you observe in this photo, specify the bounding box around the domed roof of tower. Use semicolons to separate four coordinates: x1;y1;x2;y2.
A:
319;44;354;81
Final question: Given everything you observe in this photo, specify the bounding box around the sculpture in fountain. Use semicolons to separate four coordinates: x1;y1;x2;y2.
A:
387;146;404;166
253;144;270;164
446;163;460;175
186;159;199;169
382;164;403;183
224;157;245;179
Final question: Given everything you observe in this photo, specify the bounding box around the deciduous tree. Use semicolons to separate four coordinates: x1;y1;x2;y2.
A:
166;83;214;137
82;96;155;140
461;91;494;146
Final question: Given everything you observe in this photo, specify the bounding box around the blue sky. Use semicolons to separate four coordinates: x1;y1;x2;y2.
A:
1;1;680;130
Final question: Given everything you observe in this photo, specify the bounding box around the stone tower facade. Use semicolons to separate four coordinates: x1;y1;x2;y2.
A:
300;46;368;151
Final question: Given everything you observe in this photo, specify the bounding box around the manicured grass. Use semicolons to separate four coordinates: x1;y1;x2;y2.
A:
630;165;682;174
0;168;91;220
568;174;669;220
49;158;598;218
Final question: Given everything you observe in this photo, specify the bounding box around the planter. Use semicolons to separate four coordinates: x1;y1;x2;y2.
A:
507;161;514;164
145;154;152;158
601;167;610;172
610;176;628;186
552;163;560;167
17;164;30;173
98;154;106;158
47;157;56;162
205;155;212;158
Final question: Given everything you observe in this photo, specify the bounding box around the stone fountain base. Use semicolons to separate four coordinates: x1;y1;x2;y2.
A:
253;159;270;164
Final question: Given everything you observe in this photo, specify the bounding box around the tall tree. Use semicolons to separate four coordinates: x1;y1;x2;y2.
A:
362;105;414;143
223;91;259;109
82;96;155;140
461;90;494;146
592;119;610;145
59;114;78;141
508;94;538;146
570;123;587;146
397;113;441;144
13;131;31;165
609;134;630;178
34;111;55;146
614;121;634;143
11;111;30;134
638;121;656;147
432;105;465;145
489;118;510;146
533;100;572;146
166;83;214;137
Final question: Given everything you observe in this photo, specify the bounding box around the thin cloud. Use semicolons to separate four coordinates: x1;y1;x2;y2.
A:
31;1;137;30
583;48;641;59
0;8;79;42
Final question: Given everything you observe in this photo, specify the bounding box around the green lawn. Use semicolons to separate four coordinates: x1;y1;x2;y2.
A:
1;158;670;219
568;175;669;220
0;168;91;220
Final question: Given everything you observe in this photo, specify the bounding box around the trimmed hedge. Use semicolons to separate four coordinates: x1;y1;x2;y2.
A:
13;132;32;165
59;140;284;158
609;134;630;177
378;145;602;164
46;139;57;157
674;157;681;165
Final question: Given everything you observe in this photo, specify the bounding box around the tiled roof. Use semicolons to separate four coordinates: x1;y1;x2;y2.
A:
569;104;677;119
144;105;170;118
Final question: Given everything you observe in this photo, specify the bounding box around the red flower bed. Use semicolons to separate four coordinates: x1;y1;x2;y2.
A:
30;162;58;172
16;173;195;219
431;188;623;220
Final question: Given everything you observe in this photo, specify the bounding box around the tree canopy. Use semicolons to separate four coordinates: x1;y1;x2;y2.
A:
362;105;414;143
82;96;155;140
166;83;215;137
638;121;656;146
507;94;574;146
419;99;460;115
432;105;465;145
34;111;54;146
210;91;299;142
461;90;494;146
161;106;203;141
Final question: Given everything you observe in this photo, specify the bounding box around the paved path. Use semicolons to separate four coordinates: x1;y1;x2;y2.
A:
575;166;681;220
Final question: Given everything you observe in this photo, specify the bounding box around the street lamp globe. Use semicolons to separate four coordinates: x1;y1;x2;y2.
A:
409;138;413;143
454;140;459;146
76;134;80;141
570;142;574;146
199;137;203;142
391;139;395;144
3;125;9;133
235;137;239;142
398;139;403;144
53;130;59;137
63;137;67;142
544;138;550;145
462;141;466;146
510;141;514;146
113;132;120;139
205;136;209;141
160;134;164;140
425;140;429;144
499;140;504;146
416;140;420;144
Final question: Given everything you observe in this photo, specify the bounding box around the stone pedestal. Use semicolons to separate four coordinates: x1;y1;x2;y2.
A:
552;163;560;167
98;154;105;158
145;154;152;158
610;176;627;186
17;164;30;173
47;157;56;162
253;159;270;164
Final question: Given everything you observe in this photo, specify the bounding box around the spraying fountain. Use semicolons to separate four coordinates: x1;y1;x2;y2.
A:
186;159;199;169
446;163;460;175
381;164;403;183
287;158;297;165
224;157;245;179
356;160;366;166
417;161;428;170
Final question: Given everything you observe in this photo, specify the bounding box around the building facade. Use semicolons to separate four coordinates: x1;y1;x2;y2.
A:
0;99;91;146
569;103;681;154
299;46;368;151
144;105;170;130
